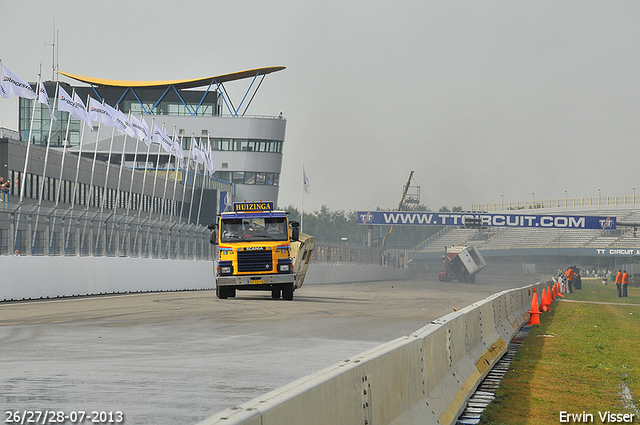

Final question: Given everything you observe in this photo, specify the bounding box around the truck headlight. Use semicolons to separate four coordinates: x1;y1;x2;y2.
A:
278;264;291;273
219;266;233;274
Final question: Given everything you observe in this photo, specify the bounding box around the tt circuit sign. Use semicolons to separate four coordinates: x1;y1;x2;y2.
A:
357;211;616;230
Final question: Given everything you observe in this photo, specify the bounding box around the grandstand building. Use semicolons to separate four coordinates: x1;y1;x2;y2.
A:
0;66;287;256
11;66;287;218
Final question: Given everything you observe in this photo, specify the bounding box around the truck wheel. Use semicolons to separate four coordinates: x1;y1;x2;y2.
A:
216;286;228;299
271;289;281;299
216;286;235;299
282;284;294;301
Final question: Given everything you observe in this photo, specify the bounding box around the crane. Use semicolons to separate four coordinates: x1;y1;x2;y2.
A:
381;171;415;250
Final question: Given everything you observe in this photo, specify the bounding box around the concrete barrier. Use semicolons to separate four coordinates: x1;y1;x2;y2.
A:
197;282;544;425
0;256;214;301
0;257;410;301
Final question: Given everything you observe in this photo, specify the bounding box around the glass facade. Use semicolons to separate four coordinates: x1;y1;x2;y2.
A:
3;168;237;216
215;171;279;186
17;81;284;199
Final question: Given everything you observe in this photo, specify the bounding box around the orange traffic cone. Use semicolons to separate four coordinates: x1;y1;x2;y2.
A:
527;292;540;325
551;283;557;302
555;282;564;298
540;287;550;312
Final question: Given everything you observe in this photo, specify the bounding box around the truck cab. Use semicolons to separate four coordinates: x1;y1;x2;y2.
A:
209;202;313;300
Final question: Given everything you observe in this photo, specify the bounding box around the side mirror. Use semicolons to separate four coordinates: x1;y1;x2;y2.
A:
208;223;218;245
290;221;300;241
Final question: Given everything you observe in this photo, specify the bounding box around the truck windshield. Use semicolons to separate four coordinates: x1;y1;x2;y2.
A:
220;217;288;242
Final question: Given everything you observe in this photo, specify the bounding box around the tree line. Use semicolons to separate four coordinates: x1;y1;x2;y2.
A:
281;204;463;249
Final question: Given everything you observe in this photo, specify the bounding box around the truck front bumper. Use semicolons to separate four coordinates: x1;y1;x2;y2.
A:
216;274;295;287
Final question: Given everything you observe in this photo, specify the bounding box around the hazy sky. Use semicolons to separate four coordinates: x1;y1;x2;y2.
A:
2;1;639;213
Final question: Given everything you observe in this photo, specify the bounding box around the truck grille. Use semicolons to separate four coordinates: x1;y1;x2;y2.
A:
237;250;273;272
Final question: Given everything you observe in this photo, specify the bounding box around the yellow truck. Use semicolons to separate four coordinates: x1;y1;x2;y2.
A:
208;202;315;300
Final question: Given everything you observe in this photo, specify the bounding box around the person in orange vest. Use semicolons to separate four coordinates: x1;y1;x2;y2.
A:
622;270;629;297
565;267;576;293
615;269;623;297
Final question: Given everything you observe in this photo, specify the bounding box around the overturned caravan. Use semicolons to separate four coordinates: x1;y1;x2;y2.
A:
439;245;487;283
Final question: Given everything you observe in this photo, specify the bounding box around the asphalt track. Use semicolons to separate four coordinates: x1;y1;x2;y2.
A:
0;274;537;425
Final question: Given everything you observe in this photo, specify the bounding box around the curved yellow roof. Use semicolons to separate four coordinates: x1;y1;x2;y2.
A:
57;66;285;89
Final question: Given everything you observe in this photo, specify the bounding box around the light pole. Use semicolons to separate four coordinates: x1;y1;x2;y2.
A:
500;193;503;210
531;192;535;209
564;189;567;206
598;188;601;205
633;187;636;204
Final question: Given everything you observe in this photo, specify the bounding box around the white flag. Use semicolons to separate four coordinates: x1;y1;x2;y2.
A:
129;115;151;145
171;135;185;168
104;103;135;137
38;80;57;121
72;92;92;127
172;134;185;160
303;167;310;194
192;139;205;164
0;83;8;99
205;142;215;176
152;123;173;153
0;64;36;99
88;97;117;128
58;87;92;127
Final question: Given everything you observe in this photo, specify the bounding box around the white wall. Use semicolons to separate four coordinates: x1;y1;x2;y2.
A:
0;256;214;301
0;257;410;301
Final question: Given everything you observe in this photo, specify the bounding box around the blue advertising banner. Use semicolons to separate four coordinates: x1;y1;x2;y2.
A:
219;191;231;214
357;211;616;230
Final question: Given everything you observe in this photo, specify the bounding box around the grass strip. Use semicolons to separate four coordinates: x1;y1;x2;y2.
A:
479;278;640;424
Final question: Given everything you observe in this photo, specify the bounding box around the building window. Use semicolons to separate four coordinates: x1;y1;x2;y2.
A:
244;172;256;185
232;172;244;184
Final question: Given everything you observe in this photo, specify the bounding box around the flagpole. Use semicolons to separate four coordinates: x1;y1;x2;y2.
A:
145;122;167;257
170;132;184;221
56;90;81;206
196;136;210;227
125;114;144;217
158;126;176;223
134;117;155;255
138;118;155;219
86;117;103;213
99;126;117;214
301;165;305;233
108;111;132;252
14;72;41;254
38;81;59;205
179;134;194;224
113;112;131;218
148;122;165;221
19;73;41;203
33;80;59;254
187;158;198;225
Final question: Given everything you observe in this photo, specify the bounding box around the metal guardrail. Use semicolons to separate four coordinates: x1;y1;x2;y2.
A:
471;196;638;212
1;206;392;268
0;208;213;260
312;243;407;268
410;226;452;251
